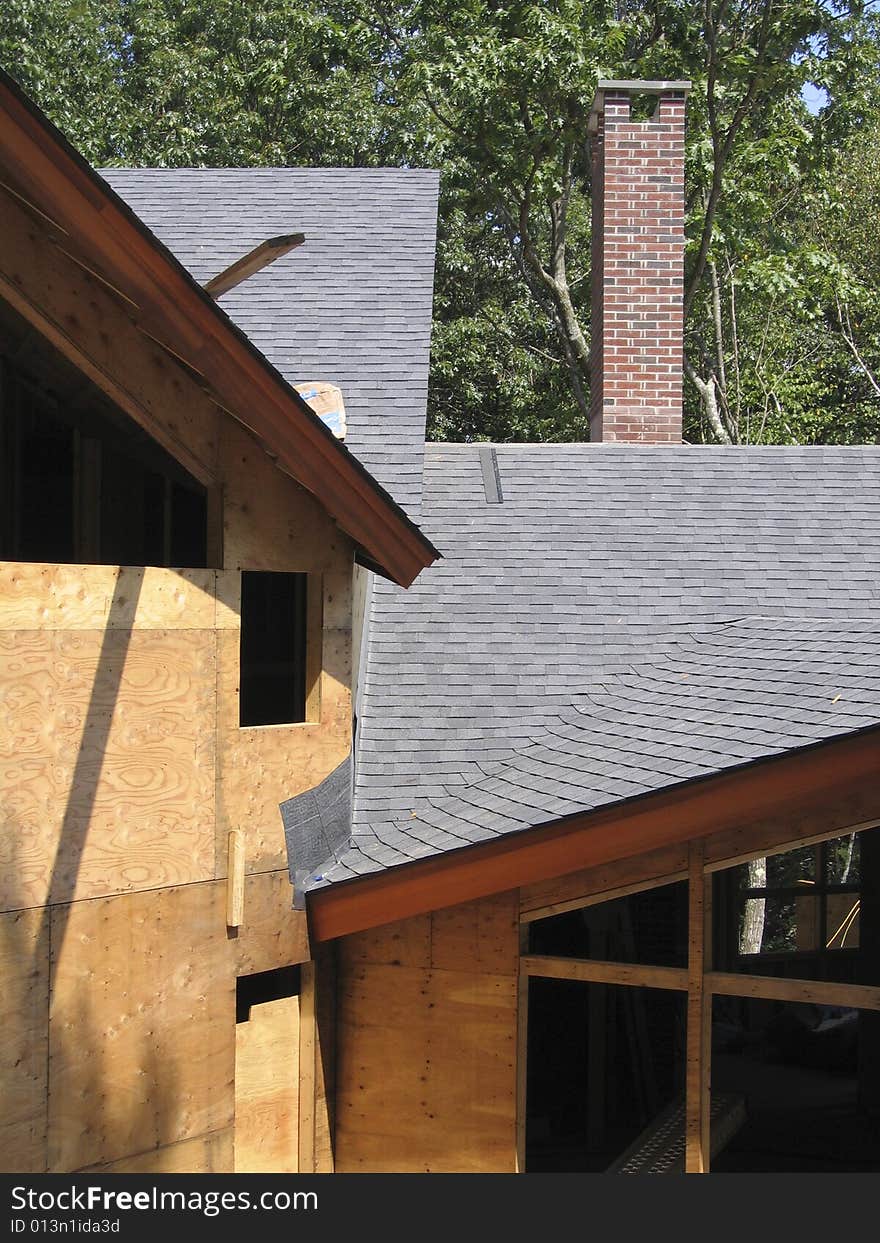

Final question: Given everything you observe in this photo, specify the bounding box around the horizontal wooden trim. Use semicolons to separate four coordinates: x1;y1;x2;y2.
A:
0;73;438;588
707;971;880;1012
522;955;687;991
705;817;880;874
521;868;688;924
309;727;880;941
520;841;689;920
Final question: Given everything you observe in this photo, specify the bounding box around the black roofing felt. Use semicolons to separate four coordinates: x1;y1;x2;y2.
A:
102;167;440;517
293;443;880;889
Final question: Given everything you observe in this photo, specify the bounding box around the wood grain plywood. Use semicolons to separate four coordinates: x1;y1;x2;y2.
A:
79;1128;233;1173
215;630;349;876
0;564;218;632
0;627;216;910
336;963;517;1173
48;882;234;1172
430;892;518;976
219;420;347;573
0;906;49;1172
0;190;220;485
230;869;310;976
235;996;299;1172
339;915;432;969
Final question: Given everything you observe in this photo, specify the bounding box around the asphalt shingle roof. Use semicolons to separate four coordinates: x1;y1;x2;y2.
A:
301;443;880;888
101;167;439;515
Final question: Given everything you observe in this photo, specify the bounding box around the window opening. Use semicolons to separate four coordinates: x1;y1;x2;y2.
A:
239;571;308;727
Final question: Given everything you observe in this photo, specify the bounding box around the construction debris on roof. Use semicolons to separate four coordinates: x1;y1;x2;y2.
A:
295;381;346;439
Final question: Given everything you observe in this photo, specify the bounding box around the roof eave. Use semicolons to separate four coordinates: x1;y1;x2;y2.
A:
306;724;880;941
0;68;439;588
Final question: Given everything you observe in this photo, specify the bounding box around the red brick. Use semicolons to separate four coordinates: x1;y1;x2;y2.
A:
590;85;687;444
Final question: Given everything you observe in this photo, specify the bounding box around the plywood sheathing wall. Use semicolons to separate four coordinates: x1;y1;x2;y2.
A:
0;550;350;1171
215;420;353;876
335;892;519;1173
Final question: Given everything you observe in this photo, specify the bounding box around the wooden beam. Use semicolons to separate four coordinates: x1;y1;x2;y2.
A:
0;76;439;588
521;954;687;992
310;727;880;941
204;234;305;299
0;186;219;485
225;831;245;929
520;843;689;921
521;868;688;923
705;817;880;874
297;960;316;1174
515;925;529;1173
685;841;711;1174
707;972;880;1012
305;573;323;725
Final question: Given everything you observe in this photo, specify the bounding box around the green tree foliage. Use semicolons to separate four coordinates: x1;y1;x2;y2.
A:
1;1;879;444
0;0;388;165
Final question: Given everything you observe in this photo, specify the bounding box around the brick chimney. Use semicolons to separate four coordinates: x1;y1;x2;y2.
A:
589;80;690;443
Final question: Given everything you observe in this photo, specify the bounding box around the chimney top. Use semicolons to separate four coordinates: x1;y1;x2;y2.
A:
588;77;690;444
588;80;692;132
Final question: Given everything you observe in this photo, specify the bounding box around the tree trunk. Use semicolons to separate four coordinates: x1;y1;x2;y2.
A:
740;857;767;955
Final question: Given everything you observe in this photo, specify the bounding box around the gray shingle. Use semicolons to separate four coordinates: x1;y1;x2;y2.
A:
311;444;880;888
101;167;439;517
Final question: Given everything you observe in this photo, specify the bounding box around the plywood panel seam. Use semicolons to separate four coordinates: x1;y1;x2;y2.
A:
75;1124;233;1173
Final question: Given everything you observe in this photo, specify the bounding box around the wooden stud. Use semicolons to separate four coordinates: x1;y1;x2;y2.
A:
707;971;880;1011
0;187;219;485
685;840;711;1174
515;923;529;1173
519;843;689;921
705;817;880;874
298;960;317;1174
312;943;337;1174
521;870;688;923
226;830;245;928
305;573;323;724
520;954;687;992
205;484;225;570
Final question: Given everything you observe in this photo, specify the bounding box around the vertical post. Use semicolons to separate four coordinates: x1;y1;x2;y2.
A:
515;922;529;1172
585;911;608;1150
205;482;224;569
685;838;711;1172
225;828;245;928
298;959;317;1173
